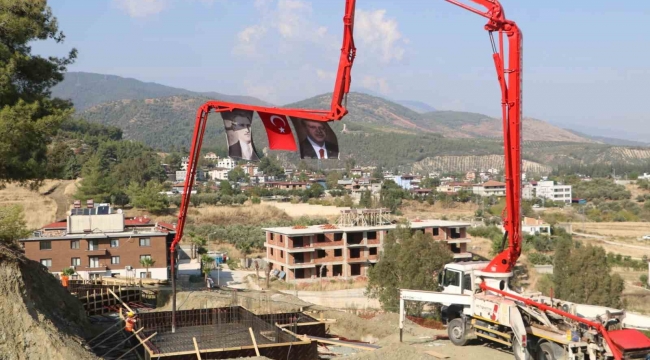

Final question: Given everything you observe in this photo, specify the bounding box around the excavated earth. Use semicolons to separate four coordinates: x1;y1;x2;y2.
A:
0;244;98;360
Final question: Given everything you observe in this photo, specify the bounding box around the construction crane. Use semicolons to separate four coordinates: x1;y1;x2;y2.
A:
399;1;650;360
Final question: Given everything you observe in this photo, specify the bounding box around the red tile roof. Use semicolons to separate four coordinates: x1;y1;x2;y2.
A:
156;222;177;231
480;180;506;187
125;216;151;226
41;221;66;229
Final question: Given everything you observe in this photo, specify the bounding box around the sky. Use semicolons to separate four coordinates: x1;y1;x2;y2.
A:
34;0;650;141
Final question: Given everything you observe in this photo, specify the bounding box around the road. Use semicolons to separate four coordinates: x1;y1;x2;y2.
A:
279;288;380;309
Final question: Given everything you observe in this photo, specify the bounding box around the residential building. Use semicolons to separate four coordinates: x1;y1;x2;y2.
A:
204;152;219;160
472;180;507;197
176;169;205;182
521;217;550;236
465;171;476;182
20;204;175;280
264;181;310;190
437;182;473;194
338;179;354;190
522;182;536;200
217;157;236;170
208;167;230;181
394;175;416;190
351;168;363;177
536;180;572;204
264;215;472;282
242;163;259;177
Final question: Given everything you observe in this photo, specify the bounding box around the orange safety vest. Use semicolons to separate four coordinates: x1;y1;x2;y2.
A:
125;318;136;332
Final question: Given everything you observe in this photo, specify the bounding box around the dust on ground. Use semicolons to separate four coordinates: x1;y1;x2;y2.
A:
0;244;98;360
400;200;478;220
263;201;348;218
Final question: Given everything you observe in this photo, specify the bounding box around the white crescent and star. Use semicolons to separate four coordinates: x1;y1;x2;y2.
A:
269;115;288;133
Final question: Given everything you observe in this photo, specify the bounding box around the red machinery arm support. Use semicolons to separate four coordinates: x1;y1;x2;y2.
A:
446;0;522;273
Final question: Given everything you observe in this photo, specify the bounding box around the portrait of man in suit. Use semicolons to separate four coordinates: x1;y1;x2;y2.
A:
290;118;339;159
221;109;260;161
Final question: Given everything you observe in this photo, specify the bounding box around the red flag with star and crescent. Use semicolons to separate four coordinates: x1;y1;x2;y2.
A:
258;112;298;151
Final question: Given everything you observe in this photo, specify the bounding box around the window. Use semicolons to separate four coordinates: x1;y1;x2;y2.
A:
443;270;461;287
89;257;99;268
463;273;472;292
334;249;342;257
71;258;81;267
317;234;325;242
111;256;120;264
110;239;119;248
140;254;151;261
140;272;148;279
139;238;151;247
334;233;343;241
88;240;99;250
40;241;51;250
70;240;80;249
270;248;274;255
316;249;326;258
40;259;52;267
349;248;361;259
369;247;377;256
433;228;439;236
367;231;377;240
280;250;284;259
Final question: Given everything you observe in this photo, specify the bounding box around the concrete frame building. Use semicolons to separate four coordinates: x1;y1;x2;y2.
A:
473;180;507;197
524;180;573;204
264;218;472;282
19;204;175;280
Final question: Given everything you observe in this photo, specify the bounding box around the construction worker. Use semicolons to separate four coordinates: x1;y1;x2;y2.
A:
124;311;137;332
60;272;69;288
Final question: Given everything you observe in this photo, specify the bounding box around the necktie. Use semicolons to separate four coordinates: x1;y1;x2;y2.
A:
319;149;325;159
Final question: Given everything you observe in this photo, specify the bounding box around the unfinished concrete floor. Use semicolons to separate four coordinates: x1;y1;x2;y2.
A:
147;324;276;354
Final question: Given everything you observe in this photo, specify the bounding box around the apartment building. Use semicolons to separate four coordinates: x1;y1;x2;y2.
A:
19;204;175;280
524;180;572;204
472;180;507;197
264;219;472;282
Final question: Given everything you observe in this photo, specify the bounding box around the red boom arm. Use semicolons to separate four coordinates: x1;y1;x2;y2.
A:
447;0;523;274
167;0;356;332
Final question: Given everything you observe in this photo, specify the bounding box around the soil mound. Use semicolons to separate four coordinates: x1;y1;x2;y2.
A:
0;244;97;360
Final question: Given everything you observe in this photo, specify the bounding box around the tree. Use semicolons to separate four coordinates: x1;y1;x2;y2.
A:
258;157;284;178
366;225;453;315
0;0;77;185
237;242;252;266
228;166;249;183
201;254;214;280
140;257;156;279
127;180;169;214
371;165;384;179
307;183;324;198
75;154;111;202
554;241;625;308
0;205;30;247
164;152;183;172
220;180;233;196
326;171;342;189
359;190;373;208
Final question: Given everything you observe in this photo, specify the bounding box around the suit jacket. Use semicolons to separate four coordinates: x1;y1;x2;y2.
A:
299;138;339;159
229;141;260;161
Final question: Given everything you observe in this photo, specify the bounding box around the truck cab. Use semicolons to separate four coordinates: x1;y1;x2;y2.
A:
439;261;490;296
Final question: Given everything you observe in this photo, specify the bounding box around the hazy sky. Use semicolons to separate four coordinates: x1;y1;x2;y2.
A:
35;0;650;140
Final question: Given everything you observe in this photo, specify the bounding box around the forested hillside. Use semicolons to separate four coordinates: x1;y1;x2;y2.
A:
52;72;272;111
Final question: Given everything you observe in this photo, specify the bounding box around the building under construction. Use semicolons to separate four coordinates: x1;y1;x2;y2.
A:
264;209;473;282
133;306;322;360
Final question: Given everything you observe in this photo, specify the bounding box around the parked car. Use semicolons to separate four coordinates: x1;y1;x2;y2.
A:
642;235;650;240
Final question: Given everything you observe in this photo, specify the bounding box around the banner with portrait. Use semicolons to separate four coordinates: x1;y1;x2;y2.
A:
220;109;260;161
289;117;339;160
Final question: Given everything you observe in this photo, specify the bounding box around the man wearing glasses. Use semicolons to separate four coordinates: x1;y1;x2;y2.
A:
222;109;260;161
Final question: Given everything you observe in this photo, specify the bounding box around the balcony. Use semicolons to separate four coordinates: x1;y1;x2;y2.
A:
84;265;108;271
446;238;471;244
453;252;473;260
85;249;107;256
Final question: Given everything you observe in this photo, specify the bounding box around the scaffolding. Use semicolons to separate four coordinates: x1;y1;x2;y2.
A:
336;208;392;227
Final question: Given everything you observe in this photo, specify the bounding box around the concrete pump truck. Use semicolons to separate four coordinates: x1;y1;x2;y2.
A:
399;1;650;360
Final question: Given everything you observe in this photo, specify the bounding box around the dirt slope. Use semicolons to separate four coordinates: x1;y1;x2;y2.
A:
0;244;97;360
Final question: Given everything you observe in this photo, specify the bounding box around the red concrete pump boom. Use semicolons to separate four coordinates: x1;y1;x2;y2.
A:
167;0;356;332
446;0;523;274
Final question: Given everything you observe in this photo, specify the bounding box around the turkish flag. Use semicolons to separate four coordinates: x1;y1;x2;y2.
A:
258;112;298;151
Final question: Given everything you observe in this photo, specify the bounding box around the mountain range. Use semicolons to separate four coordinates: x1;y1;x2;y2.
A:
50;72;650;172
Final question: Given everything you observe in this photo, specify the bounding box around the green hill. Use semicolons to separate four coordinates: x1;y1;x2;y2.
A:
51;72;272;111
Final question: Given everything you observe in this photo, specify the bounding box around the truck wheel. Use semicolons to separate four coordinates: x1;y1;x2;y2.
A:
536;342;559;360
448;318;469;346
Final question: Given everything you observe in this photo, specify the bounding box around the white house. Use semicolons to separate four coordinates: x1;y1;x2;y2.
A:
217;157;236;170
208;168;230;181
176;170;205;182
522;217;550;236
204;152;219;160
536;180;572;204
472;180;506;197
